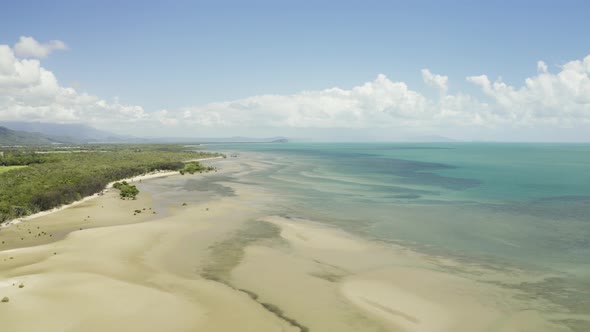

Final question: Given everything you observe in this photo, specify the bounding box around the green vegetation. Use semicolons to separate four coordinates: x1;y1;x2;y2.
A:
113;181;140;200
0;165;27;174
1;296;8;303
0;144;222;223
0;151;45;166
179;161;215;175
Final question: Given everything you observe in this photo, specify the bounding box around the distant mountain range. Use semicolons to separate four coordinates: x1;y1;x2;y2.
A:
0;126;78;145
0;122;289;145
0;121;462;145
0;122;129;143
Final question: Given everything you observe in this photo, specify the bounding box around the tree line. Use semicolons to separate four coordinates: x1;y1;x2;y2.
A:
0;152;45;166
0;145;221;223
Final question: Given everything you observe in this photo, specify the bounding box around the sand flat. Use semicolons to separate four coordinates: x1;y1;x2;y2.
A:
0;163;297;331
231;214;572;332
0;272;203;332
265;216;368;251
341;279;450;332
0;157;579;331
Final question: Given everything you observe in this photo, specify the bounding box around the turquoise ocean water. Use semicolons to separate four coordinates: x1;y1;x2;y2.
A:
205;143;590;320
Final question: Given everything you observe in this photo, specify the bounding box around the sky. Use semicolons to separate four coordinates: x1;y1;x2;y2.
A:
1;0;590;141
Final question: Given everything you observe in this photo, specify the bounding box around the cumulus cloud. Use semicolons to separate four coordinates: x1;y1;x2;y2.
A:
177;56;590;136
13;36;68;58
180;74;434;129
421;68;449;94
537;60;548;73
2;36;590;140
0;42;147;128
467;55;590;126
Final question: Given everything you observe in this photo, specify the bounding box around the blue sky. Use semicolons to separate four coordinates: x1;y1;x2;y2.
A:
1;0;590;140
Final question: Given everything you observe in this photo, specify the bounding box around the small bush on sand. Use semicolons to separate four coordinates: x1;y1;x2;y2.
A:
113;181;140;200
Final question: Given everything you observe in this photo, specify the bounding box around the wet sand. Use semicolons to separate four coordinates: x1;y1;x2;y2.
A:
0;157;580;331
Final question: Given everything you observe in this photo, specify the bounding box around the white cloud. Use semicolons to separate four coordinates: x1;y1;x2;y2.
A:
177;57;590;137
421;68;449;94
13;36;68;59
177;77;455;129
180;74;434;129
0;43;147;128
2;36;590;141
467;55;590;127
537;60;548;73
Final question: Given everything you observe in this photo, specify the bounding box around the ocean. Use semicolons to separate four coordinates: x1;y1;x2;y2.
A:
203;142;590;325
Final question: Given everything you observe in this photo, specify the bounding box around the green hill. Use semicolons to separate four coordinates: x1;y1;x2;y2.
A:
0;126;76;146
0;121;129;143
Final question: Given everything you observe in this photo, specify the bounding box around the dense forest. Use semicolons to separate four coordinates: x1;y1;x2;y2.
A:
0;145;221;223
0;151;45;166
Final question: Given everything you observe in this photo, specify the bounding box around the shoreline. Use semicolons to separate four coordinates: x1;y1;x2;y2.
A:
0;156;224;229
0;158;302;331
184;156;225;162
0;155;584;331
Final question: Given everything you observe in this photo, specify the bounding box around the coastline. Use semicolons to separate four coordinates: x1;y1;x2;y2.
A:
0;157;300;331
0;155;583;331
0;156;224;229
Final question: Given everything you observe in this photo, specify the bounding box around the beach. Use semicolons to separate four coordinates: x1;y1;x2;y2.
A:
0;156;223;230
0;156;582;331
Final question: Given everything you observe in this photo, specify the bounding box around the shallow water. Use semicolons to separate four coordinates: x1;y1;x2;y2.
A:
202;142;590;329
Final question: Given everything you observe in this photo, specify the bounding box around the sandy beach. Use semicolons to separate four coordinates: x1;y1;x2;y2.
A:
0;156;578;331
1;156;223;229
